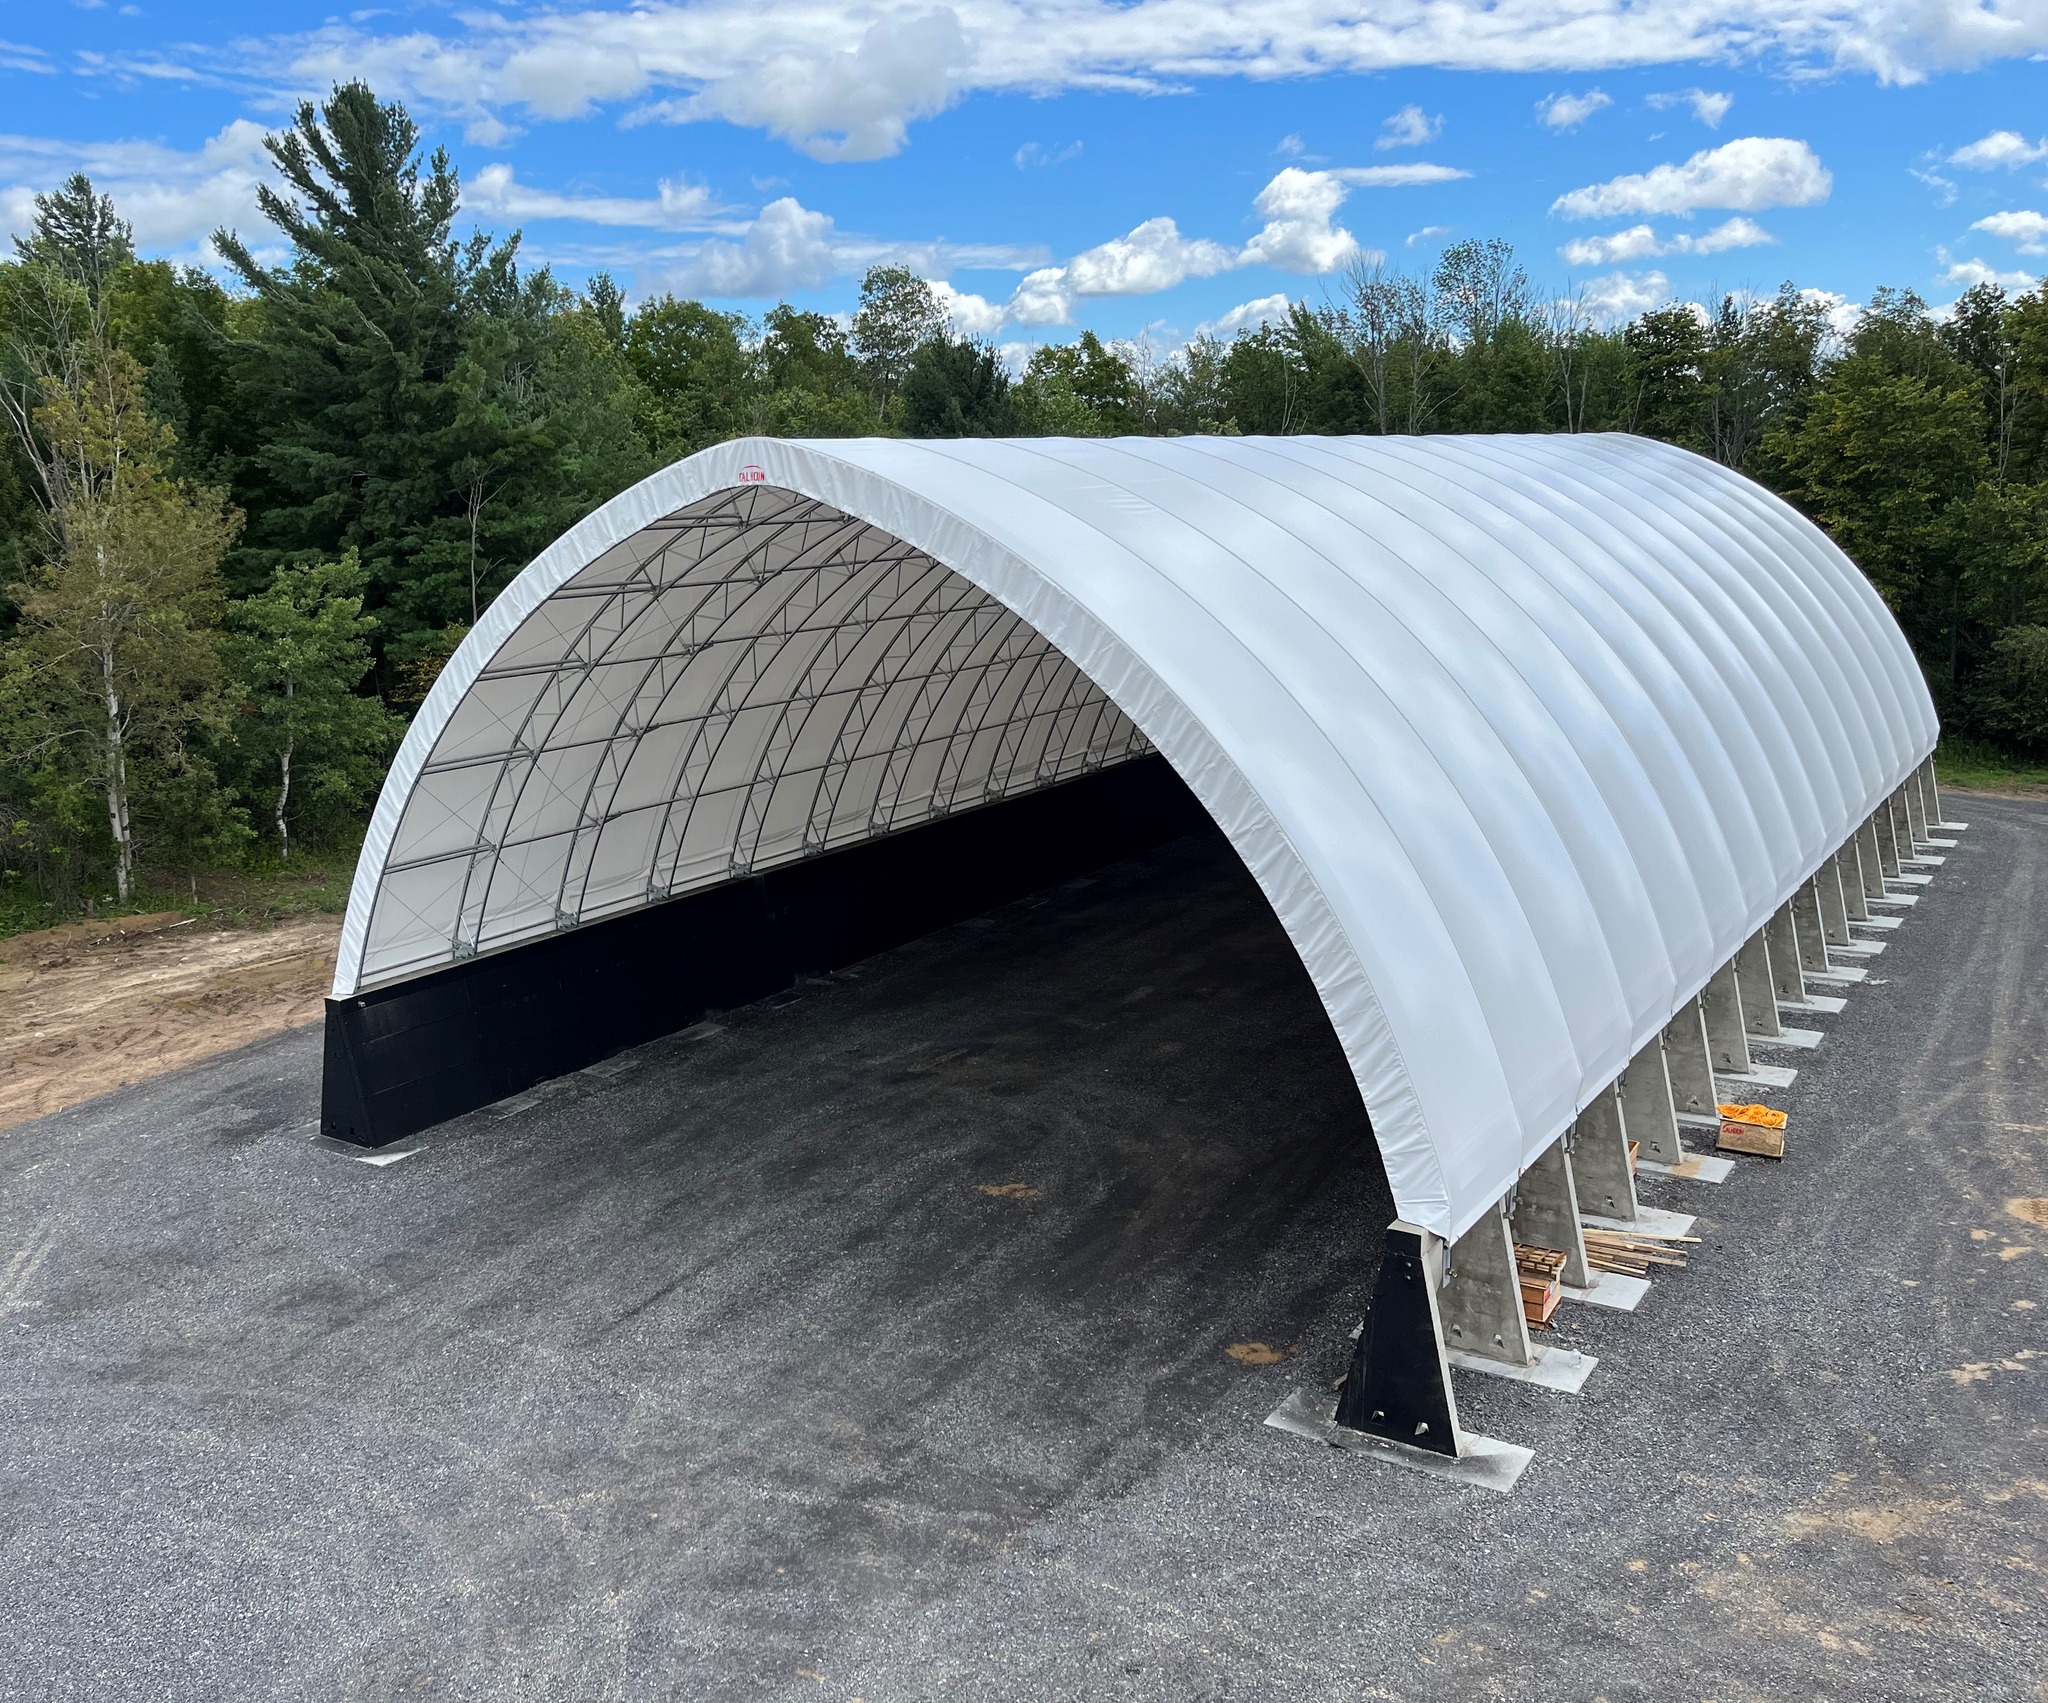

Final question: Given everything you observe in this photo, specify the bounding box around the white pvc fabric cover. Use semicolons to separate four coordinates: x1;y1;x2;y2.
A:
336;433;1936;1241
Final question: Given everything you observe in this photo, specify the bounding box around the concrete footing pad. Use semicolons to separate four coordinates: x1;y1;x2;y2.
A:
1561;1270;1650;1311
1931;820;1969;831
1808;963;1869;982
1638;1152;1737;1183
1856;914;1902;930
1780;993;1847;1015
1585;1206;1696;1236
1448;1345;1597;1393
1264;1389;1533;1493
1719;1062;1797;1089
1753;1025;1823;1049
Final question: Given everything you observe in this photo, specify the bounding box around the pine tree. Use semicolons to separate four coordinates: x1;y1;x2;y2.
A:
212;84;476;616
213;83;645;669
898;338;1011;437
11;174;134;304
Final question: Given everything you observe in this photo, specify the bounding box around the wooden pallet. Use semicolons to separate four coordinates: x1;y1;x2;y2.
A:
1513;1244;1565;1328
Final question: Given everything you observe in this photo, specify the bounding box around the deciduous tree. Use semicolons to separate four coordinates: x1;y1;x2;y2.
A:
223;551;400;857
7;349;238;899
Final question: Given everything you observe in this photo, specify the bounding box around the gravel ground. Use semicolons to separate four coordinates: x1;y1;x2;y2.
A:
1;794;2043;1702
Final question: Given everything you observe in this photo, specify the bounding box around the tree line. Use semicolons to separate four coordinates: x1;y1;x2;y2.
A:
3;81;2045;922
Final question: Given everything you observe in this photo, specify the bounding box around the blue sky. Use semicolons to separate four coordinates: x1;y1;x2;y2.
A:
3;0;2046;352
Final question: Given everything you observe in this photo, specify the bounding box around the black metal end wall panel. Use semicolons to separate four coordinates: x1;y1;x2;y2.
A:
322;756;1214;1146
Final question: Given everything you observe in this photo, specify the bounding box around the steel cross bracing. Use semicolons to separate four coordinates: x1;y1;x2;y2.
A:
362;486;1149;981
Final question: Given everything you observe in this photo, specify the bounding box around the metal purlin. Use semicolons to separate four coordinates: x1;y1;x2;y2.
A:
640;544;944;883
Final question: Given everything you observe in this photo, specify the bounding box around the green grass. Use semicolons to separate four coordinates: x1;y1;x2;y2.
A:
0;839;361;943
1934;737;2048;794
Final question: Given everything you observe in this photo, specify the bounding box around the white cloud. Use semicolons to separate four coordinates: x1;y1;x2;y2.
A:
1647;87;1732;126
1333;162;1470;187
0;39;55;74
463;110;522;148
0;183;35;250
127;1;2048;165
929;278;1007;336
1973;209;2048;254
1911;163;1959;205
0;121;273;261
993;339;1039;375
1007;267;1079;328
1240;168;1363;273
1197;294;1293;339
1377;104;1440;149
650;197;1042;298
1577;269;1672;324
465;163;725;230
1537;90;1612;131
1560;225;1663;265
1407;224;1451;246
1938;253;2038;291
1001;163;1403;327
1797;287;1863;342
1558;215;1773;265
1947;130;2048;170
674;196;840;295
1065;216;1238;293
1553;137;1831;218
1005;214;1237;325
1662;214;1775;253
1274;134;1307;158
629;9;973;161
1014;139;1082;168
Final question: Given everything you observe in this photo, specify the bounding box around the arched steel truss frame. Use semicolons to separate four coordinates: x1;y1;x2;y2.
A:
359;483;1151;981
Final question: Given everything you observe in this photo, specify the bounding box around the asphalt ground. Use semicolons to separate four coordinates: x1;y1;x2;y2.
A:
1;794;2043;1701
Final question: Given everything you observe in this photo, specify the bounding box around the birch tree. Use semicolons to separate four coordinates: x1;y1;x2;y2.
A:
6;349;236;899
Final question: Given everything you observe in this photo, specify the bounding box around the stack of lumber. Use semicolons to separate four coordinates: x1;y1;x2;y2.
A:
1582;1226;1696;1277
1513;1243;1565;1328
